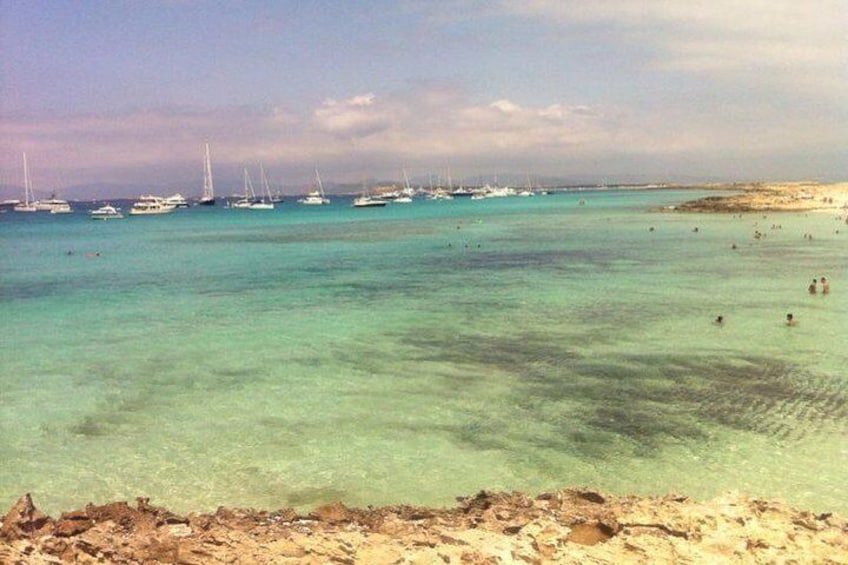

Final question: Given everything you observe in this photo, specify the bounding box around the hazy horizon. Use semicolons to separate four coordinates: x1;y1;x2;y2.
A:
0;171;717;202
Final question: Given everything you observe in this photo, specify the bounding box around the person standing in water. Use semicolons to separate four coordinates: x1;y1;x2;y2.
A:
821;276;830;294
808;279;817;294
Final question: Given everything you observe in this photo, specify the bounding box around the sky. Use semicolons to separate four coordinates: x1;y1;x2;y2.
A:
1;0;846;198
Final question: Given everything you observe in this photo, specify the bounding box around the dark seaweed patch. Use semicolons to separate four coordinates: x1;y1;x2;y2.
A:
68;415;110;437
214;219;440;246
404;330;577;371
423;248;619;275
662;357;848;440
395;327;848;460
284;486;350;507
326;276;434;304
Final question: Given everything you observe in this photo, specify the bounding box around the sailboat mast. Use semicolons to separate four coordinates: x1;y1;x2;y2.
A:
203;143;214;199
403;167;411;191
243;168;253;199
259;163;272;200
23;152;31;205
315;168;325;198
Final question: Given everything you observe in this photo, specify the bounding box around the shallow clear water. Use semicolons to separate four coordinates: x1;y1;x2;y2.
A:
1;190;846;515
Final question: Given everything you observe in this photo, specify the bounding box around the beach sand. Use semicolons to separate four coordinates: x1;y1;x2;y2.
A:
673;181;848;213
2;489;847;564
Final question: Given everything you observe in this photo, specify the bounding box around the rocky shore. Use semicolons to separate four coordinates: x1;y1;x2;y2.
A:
2;489;846;564
672;181;848;213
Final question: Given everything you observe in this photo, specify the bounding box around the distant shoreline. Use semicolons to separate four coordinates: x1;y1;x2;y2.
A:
669;181;848;213
6;180;847;205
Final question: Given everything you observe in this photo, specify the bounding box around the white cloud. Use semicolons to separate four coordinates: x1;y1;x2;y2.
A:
312;93;394;138
1;79;844;194
489;99;521;113
501;0;846;83
0;90;617;189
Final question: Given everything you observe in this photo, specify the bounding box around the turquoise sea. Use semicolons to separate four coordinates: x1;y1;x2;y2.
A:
1;189;846;516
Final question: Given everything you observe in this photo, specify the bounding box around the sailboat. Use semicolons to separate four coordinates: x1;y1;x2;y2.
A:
428;168;453;200
231;167;274;210
352;179;388;208
231;168;257;208
299;168;331;205
13;153;37;212
198;143;215;205
518;174;536;197
451;169;474;198
250;164;275;209
393;168;414;203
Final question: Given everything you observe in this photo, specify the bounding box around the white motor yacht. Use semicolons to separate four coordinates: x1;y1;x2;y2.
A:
90;204;124;219
33;196;73;213
163;193;189;208
129;195;176;215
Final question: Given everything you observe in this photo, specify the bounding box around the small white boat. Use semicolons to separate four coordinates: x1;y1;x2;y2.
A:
299;191;330;205
393;168;414;203
49;201;73;213
485;186;515;198
129;195;176;215
251;163;275;209
517;175;536;197
427;190;453;200
353;179;389;208
299;169;330;205
231;168;274;209
230;198;254;209
90;204;124;220
163;193;189;208
352;195;388;207
33;197;73;213
249;201;274;210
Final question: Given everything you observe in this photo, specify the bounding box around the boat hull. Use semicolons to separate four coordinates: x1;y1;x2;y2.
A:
353;199;388;207
129;208;175;215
